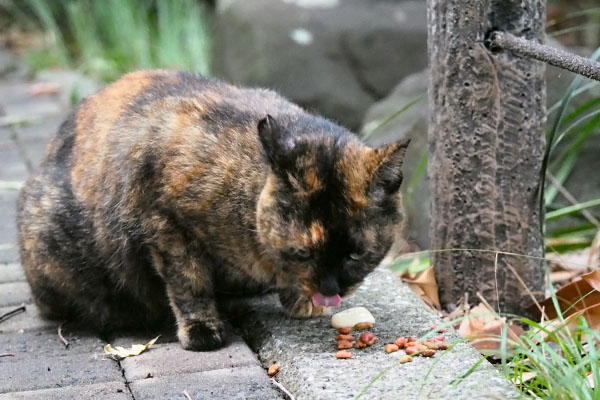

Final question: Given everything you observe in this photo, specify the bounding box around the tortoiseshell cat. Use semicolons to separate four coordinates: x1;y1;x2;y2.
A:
17;70;409;351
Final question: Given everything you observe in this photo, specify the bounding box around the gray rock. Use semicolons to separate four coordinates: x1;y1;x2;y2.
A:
213;0;427;130
232;268;520;400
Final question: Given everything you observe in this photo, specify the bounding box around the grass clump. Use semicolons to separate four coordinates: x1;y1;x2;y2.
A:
500;317;600;400
6;0;212;81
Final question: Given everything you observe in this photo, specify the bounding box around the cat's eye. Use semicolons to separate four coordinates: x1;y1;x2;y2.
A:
289;248;312;262
349;250;367;261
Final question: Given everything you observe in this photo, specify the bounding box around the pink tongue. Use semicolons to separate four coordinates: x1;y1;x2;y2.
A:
312;293;342;307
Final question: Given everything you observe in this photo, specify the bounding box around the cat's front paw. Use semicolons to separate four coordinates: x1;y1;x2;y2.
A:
178;320;225;351
279;291;330;318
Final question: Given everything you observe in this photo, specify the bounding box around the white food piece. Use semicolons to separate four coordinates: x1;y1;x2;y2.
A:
331;307;375;329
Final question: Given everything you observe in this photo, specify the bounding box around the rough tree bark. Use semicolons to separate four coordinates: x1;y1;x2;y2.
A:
428;0;546;315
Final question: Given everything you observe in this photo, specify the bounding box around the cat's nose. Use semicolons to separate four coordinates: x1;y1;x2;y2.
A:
319;275;340;296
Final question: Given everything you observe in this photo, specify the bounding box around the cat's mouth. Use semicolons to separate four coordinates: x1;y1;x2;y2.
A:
312;292;342;308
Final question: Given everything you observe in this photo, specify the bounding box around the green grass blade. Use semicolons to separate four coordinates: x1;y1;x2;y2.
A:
539;45;600;231
546;198;600;221
362;94;425;140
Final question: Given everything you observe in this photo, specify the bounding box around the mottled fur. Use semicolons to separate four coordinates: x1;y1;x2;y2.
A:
17;70;409;350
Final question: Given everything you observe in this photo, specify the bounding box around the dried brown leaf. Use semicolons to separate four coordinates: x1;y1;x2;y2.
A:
536;269;600;320
402;266;440;309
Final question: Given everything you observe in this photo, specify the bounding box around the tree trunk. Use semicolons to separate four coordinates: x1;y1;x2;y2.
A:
428;0;546;315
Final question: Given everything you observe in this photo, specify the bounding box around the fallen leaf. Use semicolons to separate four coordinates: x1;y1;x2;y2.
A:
564;303;600;331
402;266;440;310
536;269;600;320
469;321;525;352
550;270;580;284
457;303;496;338
104;336;159;358
586;371;595;389
511;371;537;385
457;303;524;352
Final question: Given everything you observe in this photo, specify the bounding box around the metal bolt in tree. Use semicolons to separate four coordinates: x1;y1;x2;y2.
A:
427;0;546;315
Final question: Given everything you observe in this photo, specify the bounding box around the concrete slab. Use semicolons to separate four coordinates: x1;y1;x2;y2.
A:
0;263;25;283
0;281;31;307
0;304;53;333
0;329;121;393
232;268;520;400
0;381;129;400
129;365;283;400
121;335;259;381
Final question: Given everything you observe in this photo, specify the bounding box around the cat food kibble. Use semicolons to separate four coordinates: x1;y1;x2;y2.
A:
399;354;413;363
358;332;377;346
384;344;399;353
331;307;375;329
354;322;374;330
336;350;352;359
337;340;353;350
332;320;452;359
394;337;407;348
267;364;280;376
423;349;436;357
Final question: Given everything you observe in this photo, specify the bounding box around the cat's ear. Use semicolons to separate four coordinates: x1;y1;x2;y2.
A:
257;115;295;168
371;139;410;193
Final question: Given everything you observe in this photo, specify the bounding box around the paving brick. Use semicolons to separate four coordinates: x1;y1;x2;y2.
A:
129;365;283;400
0;282;31;307
0;304;53;333
0;263;25;283
0;190;18;261
121;334;259;382
12;115;63;143
0;381;129;400
0;329;122;393
0;244;18;265
0;81;64;123
0;141;28;182
0;326;103;357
